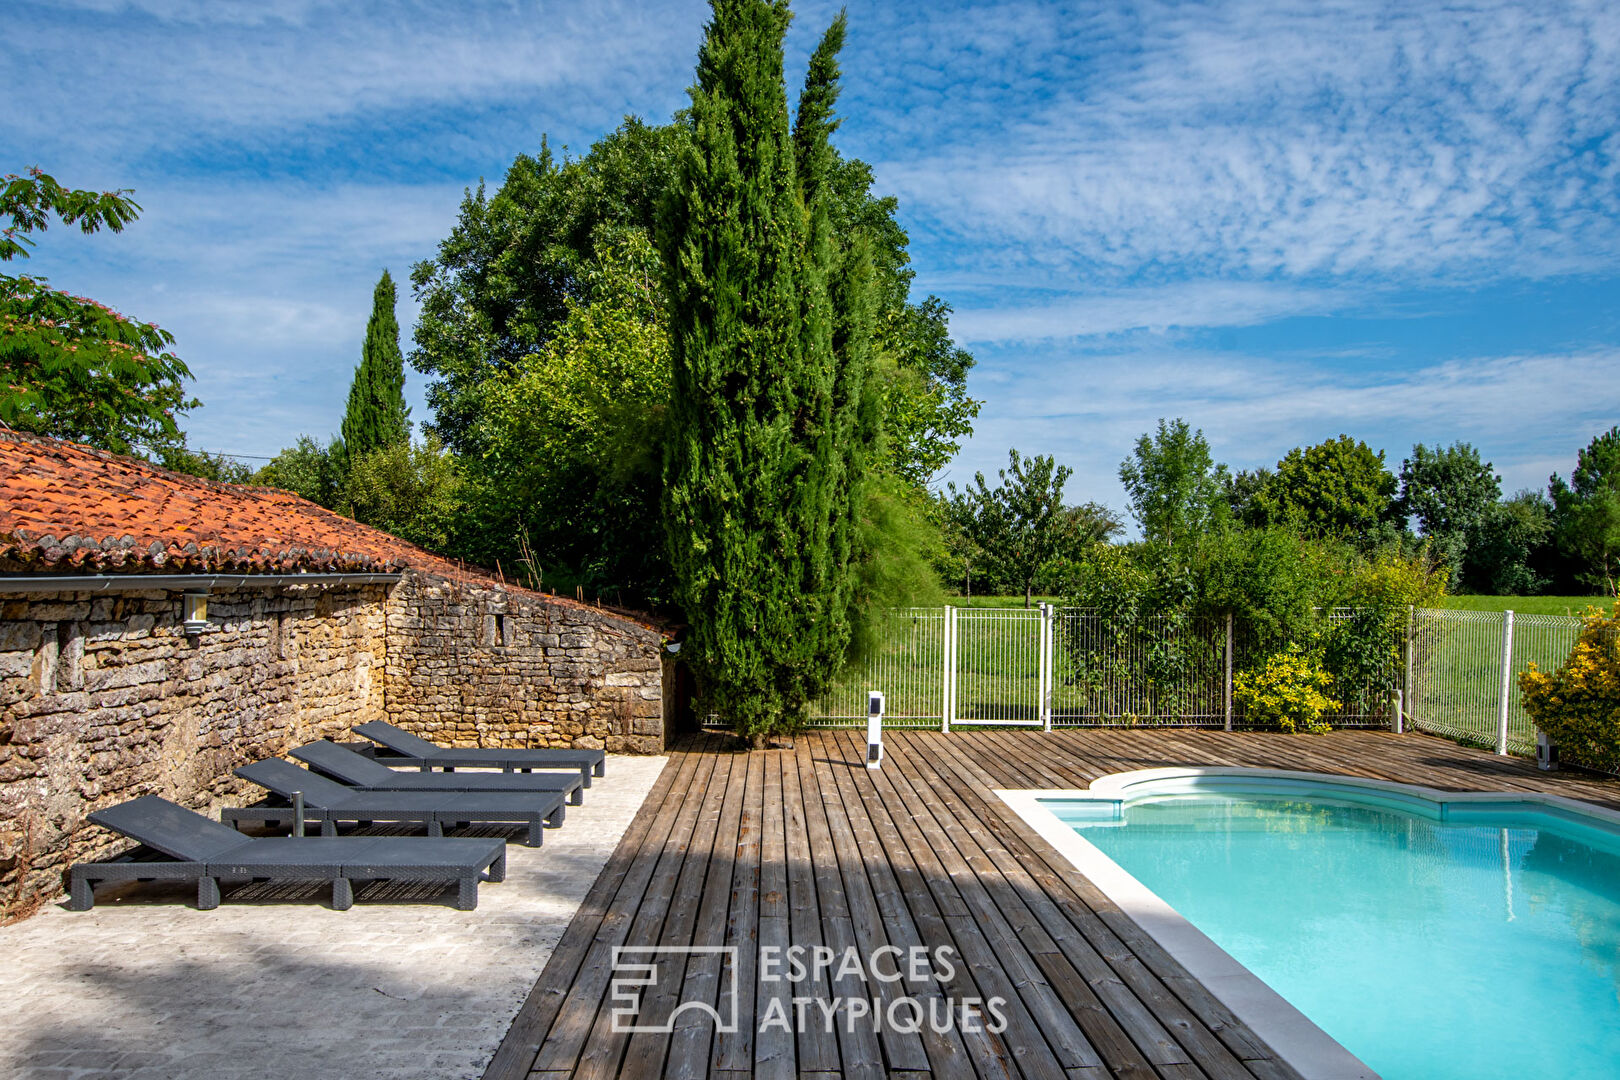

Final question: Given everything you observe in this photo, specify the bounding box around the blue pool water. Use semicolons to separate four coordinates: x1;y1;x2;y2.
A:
1052;788;1620;1080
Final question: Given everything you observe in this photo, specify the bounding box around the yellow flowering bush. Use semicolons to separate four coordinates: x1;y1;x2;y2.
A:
1234;647;1341;734
1520;604;1620;770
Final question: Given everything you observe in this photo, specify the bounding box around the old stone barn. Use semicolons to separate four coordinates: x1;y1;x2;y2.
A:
0;432;667;919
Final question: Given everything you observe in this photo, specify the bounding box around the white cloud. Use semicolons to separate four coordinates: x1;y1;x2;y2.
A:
948;281;1347;343
855;0;1620;285
952;345;1620;510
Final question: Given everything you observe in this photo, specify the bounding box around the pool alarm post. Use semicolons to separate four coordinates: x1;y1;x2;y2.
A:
866;691;884;769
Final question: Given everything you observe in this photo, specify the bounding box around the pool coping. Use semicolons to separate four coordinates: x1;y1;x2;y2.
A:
995;765;1620;1080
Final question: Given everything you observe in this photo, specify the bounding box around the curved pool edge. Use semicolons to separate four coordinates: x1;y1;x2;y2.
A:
999;766;1620;1080
998;769;1405;1080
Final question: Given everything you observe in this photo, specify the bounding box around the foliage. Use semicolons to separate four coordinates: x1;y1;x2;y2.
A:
1119;418;1229;547
1520;603;1620;770
1397;442;1500;588
155;443;254;484
341;436;464;553
845;475;946;667
1248;435;1397;545
1550;426;1620;594
340;270;411;467
1224;467;1272;526
408;68;978;597
1061;528;1445;724
251;435;346;508
945;449;1078;606
1464;490;1554;596
463;227;672;597
658;1;876;743
1233;646;1340;734
1;168;196;455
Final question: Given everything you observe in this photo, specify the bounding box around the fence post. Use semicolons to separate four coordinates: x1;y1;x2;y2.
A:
1223;612;1234;732
1495;610;1515;756
1039;603;1053;731
1391;688;1403;734
1403;605;1414;732
942;605;954;733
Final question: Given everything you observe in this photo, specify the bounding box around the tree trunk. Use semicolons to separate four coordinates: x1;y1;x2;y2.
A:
1025;583;1033;609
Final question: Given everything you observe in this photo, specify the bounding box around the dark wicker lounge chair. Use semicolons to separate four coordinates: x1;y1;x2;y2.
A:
67;796;506;911
353;720;606;787
291;741;586;806
228;758;567;846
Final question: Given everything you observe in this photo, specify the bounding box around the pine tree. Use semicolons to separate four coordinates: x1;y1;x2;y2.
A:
341;270;411;466
659;0;875;745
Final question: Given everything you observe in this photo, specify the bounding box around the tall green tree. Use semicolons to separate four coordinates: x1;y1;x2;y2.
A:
1465;490;1553;595
1550;426;1620;594
1397;441;1500;586
659;0;875;743
1249;435;1397;545
1;168;196;454
947;449;1088;607
1119;418;1230;547
341;270;411;464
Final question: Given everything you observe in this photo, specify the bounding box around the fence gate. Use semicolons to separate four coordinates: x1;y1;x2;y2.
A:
946;606;1049;726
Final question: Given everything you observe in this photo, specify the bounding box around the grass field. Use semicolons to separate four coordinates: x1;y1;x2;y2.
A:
1442;595;1612;617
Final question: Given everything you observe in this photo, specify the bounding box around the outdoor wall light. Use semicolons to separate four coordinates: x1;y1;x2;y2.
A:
866;690;885;770
181;591;210;634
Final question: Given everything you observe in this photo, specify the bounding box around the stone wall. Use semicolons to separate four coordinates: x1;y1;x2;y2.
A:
0;583;389;918
384;572;665;754
0;570;665;920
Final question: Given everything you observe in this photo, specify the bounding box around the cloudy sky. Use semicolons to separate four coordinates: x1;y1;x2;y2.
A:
5;0;1618;516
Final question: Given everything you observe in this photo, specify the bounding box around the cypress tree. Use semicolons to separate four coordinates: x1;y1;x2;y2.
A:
341;270;411;464
660;0;875;745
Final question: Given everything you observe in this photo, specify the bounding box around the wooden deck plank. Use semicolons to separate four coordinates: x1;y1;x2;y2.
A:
493;727;1620;1079
533;745;726;1077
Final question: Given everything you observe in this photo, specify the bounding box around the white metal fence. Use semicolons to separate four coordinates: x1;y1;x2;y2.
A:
1405;608;1585;755
802;604;1590;756
809;605;1404;731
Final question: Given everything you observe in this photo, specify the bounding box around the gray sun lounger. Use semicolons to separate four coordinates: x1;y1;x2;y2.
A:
68;795;505;911
352;721;605;787
292;740;586;806
227;758;566;846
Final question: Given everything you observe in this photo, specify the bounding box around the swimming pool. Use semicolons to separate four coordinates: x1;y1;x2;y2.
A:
1004;770;1620;1080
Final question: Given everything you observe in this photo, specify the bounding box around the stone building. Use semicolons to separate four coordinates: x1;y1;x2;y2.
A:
0;433;666;918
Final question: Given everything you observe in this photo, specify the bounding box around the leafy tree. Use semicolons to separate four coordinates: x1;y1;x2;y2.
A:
945;449;1114;606
252;436;346;508
1397;442;1500;587
658;0;875;743
1550;426;1620;594
1465;490;1553;595
410;97;975;488
343;436;463;553
1119;418;1230;547
156;443;254;484
340;270;410;467
1;168;196;454
1224;467;1273;527
1249;435;1397;545
465;227;672;596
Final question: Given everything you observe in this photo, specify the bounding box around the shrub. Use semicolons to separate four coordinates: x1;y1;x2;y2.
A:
1234;647;1341;734
1520;604;1620;769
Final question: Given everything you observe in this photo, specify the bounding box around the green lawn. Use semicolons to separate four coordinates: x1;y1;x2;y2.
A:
1442;595;1612;617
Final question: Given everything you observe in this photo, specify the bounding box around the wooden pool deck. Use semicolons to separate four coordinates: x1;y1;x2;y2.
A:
485;728;1620;1080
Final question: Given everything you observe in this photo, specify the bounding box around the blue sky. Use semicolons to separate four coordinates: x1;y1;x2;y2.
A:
5;0;1618;516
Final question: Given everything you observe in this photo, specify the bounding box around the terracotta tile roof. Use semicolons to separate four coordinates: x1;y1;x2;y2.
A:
0;431;482;577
